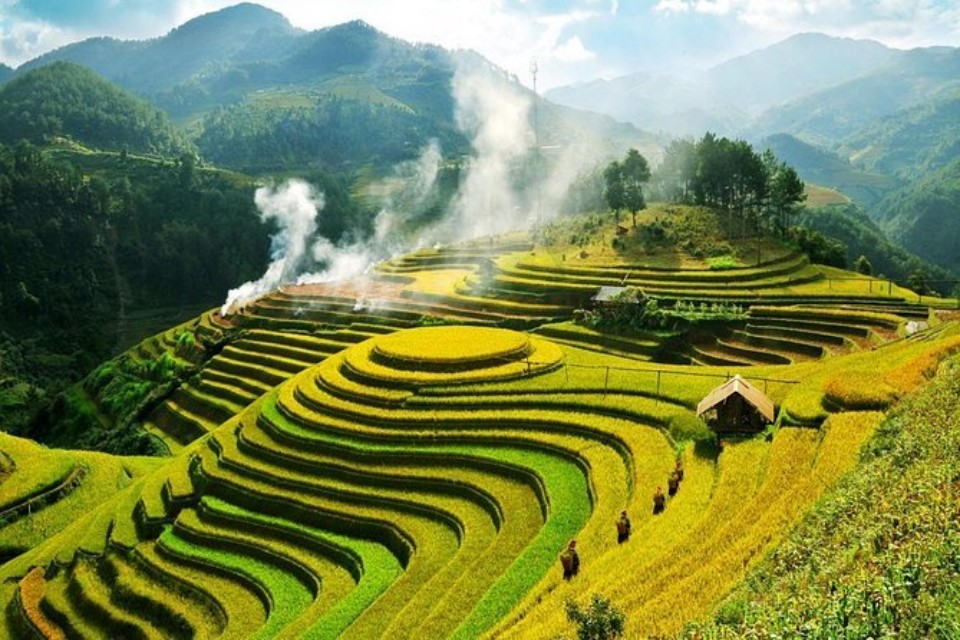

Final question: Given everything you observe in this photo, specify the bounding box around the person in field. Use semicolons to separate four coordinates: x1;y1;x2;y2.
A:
674;458;684;482
668;470;680;496
560;539;580;580
653;486;666;514
616;510;631;543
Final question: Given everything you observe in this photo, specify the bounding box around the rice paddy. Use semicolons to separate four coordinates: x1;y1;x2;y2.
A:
2;212;957;638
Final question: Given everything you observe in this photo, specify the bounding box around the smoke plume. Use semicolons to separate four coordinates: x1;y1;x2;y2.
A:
438;59;533;242
221;180;323;314
220;56;627;311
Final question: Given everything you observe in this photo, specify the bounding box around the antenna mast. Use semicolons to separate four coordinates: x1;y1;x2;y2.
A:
530;59;541;229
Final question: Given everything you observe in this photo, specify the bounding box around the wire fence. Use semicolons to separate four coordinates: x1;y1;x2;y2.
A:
521;356;798;401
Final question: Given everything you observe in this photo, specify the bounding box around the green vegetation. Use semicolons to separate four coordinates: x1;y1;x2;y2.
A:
1;219;958;638
840;92;960;182
798;202;956;291
688;355;960;638
0;62;190;155
655;133;805;235
603;148;651;228
198;96;466;174
876;156;960;277
0;14;957;635
564;594;626;640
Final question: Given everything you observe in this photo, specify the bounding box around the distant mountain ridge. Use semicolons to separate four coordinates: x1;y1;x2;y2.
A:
546;33;899;137
11;4;655;174
838;91;960;181
547;33;960;146
875;157;960;276
0;63;12;84
762;134;900;208
19;3;301;94
754;46;960;145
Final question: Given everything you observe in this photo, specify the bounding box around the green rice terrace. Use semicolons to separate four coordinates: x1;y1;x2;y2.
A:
3;206;960;638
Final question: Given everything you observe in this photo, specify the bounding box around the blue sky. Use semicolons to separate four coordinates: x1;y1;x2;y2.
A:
2;0;959;88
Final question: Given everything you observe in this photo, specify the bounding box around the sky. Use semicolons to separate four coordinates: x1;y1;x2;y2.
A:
1;0;959;89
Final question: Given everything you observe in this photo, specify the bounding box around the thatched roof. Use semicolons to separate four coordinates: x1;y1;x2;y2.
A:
696;375;775;423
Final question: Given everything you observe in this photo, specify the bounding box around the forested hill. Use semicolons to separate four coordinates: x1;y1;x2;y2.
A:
875;157;960;277
0;143;255;435
0;62;191;156
14;4;655;174
839;92;960;181
0;64;11;84
17;3;302;95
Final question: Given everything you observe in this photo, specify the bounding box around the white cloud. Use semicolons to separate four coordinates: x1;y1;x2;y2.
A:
694;0;734;16
553;35;596;62
654;0;691;12
0;20;71;66
652;0;960;49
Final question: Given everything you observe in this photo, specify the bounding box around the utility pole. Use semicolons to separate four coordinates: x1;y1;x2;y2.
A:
530;59;542;230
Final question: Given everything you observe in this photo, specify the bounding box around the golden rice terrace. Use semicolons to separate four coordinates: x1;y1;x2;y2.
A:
2;212;959;639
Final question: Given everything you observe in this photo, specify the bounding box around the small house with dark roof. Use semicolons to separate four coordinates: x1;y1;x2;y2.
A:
696;375;775;433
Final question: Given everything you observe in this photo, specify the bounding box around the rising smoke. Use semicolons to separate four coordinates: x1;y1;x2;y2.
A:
220;180;323;314
221;56;615;312
437;59;534;243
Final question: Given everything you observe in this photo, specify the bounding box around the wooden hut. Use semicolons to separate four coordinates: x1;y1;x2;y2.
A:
696;375;775;434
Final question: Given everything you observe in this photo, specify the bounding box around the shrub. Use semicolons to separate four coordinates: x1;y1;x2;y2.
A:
565;594;626;640
707;255;739;270
667;413;712;442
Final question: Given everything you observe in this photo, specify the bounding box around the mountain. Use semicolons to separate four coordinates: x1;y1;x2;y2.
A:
754;46;960;144
708;33;895;116
762;134;900;208
0;63;12;84
18;3;301;95
18;6;654;174
545;33;896;137
0;62;191;155
797;201;955;289
874;157;960;277
838;91;960;181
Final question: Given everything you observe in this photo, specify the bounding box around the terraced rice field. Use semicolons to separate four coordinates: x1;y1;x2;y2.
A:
5;312;959;638
4;230;959;638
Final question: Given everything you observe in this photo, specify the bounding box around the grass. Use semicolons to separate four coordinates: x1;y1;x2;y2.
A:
4;206;960;639
158;522;314;640
688;355;960;638
199;496;402;639
0;435;162;564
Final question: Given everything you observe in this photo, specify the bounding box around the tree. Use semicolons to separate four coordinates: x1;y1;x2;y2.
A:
854;254;873;276
657;138;696;202
768;160;805;234
907;269;928;295
603;160;625;225
621;148;651;228
565;594;625;640
604;149;651;228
